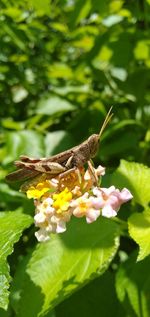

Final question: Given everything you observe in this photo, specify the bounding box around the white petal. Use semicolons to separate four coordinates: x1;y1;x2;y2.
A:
35;229;50;242
45;206;55;215
96;165;105;176
44;197;53;205
92;187;101;197
34;212;46;224
84;170;91;180
56;220;66;233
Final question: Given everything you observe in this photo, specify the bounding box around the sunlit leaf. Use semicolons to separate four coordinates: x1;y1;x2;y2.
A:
47;63;73;79
35;96;76;116
109;0;124;13
3;7;23;22
110;67;127;81
45;131;74;156
134;41;149;60
12;217;119;317
11;86;28;103
0;211;33;310
26;0;51;15
2;119;25;130
128;210;150;261
111;160;150;208
102;15;123;27
4;130;45;163
69;0;91;26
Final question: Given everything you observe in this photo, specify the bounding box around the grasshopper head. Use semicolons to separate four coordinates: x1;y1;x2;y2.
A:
87;108;113;159
88;134;99;158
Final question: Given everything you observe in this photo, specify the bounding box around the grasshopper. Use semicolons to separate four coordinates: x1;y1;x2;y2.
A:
6;108;113;183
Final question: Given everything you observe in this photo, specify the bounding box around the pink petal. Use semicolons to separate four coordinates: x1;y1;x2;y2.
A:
89;196;104;209
120;188;133;202
86;209;100;223
101;186;116;196
102;205;117;218
107;195;121;210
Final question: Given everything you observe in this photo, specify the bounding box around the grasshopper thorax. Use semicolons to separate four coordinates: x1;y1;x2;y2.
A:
88;134;99;158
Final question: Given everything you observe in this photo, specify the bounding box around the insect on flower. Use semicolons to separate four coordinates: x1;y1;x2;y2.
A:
6;107;113;184
5;107;134;242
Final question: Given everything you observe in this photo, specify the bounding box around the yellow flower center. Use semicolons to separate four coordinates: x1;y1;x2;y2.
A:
52;188;72;214
26;180;52;199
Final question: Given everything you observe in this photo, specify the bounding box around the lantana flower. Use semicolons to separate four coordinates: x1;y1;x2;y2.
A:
22;165;133;242
70;192;100;223
91;186;133;218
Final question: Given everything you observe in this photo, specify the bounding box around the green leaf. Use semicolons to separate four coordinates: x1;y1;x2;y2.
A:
0;183;24;203
110;67;127;81
0;211;33;310
26;0;51;15
0;307;11;317
100;131;139;158
111;160;150;208
2;24;26;51
13;217;119;317
47;63;73;79
52;85;91;96
134;41;149;60
102;15;123;27
2;119;25;130
35;96;76;116
128;211;150;261
69;0;92;27
116;253;150;317
56;271;126;317
45;131;74;156
4;130;45;163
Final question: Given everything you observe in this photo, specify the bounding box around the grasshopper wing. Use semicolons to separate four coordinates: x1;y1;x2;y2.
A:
5;168;40;182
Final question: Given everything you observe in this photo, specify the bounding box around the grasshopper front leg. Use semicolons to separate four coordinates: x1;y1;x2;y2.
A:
57;155;75;179
87;160;98;185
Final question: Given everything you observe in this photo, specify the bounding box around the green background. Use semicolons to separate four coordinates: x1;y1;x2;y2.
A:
0;0;150;316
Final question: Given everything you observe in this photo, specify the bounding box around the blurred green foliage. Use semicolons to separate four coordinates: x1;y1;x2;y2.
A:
0;0;150;316
0;0;150;168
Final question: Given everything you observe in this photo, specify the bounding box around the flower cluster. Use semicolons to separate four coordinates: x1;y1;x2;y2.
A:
21;165;133;242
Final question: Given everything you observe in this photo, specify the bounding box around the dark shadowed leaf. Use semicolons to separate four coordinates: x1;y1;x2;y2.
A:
116;253;150;317
56;271;126;317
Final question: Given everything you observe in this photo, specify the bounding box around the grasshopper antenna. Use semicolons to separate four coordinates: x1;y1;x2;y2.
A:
98;107;113;139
